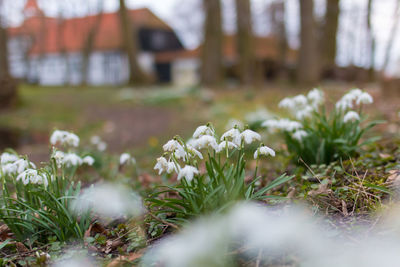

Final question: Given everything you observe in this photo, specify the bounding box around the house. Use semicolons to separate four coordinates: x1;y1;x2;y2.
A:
8;0;184;85
155;34;298;86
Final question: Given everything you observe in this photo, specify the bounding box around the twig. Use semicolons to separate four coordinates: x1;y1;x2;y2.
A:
148;212;179;230
255;249;263;267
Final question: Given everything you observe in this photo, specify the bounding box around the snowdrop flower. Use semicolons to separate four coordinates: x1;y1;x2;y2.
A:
336;98;353;111
237;129;261;145
221;128;241;142
177;165;199;182
292;130;308;141
349;88;363;97
154;157;177;175
50;130;80;147
120;153;135;165
163;139;181;152
343;111;360;123
193;125;214;138
307;88;324;106
293;95;308;106
356;92;373;105
254;145;276;159
187;145;203;160
295;105;314;120
82;156;95;166
1;152;19;165
194;135;218;151
278;98;295;110
91;136;107;151
17;169;48;186
173;144;188;160
216;141;238;153
52;150;65;168
3;158;36;176
63;153;83;167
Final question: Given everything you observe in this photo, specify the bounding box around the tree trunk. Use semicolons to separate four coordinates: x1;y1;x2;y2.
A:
320;0;340;73
366;0;375;81
0;25;9;79
381;0;400;77
118;0;147;85
297;0;319;85
0;20;18;108
235;0;254;85
201;0;223;86
81;0;104;85
269;0;288;80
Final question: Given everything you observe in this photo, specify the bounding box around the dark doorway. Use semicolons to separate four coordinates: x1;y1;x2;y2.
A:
155;63;171;83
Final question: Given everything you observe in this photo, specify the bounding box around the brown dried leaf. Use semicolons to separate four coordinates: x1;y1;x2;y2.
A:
0;224;12;241
387;170;400;184
15;242;29;254
106;251;144;267
308;183;332;197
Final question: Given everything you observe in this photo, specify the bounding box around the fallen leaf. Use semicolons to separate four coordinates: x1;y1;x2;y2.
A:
308;183;332;197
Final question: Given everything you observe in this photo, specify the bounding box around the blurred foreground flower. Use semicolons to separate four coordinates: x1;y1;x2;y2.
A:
71;183;144;220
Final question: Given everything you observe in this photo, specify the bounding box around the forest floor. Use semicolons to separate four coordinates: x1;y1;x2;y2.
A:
0;82;399;266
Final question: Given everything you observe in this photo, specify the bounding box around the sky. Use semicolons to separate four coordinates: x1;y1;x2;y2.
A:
2;0;400;76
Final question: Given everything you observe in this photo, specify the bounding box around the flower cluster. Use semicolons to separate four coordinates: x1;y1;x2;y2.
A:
17;169;51;187
0;152;36;176
154;124;275;182
90;135;107;151
50;130;80;147
278;88;324;120
336;88;373;111
50;130;95;168
261;88;379;165
52;150;94;168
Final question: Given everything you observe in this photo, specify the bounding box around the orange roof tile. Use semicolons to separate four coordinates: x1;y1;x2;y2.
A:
9;8;172;55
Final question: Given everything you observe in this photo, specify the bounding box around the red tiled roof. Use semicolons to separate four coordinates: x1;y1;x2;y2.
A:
8;8;172;55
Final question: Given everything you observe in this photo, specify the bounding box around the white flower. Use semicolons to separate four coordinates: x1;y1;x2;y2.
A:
295;105;314;120
120;153;135;165
63;153;83;167
82;156;95;166
3;158;35;176
50;130;80;147
91;136;107;151
97;142;107;151
173;144;188;160
336;98;353;111
187;145;203;160
292;130;308;141
52;150;65;168
278;98;295;110
237;129;261;145
16;169;48;186
163;139;181;152
307;88;324;106
292;95;308;106
194;135;218;151
155;157;178;175
221;128;241;142
216;141;238;153
177;165;199;182
154;157;169;175
343;111;360;123
193;125;214;138
254;146;276;159
90;135;101;145
1;152;19;165
356;92;373;105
